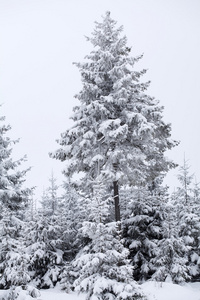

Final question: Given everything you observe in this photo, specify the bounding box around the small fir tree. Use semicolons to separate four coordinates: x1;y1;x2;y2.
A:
0;205;33;289
72;175;145;300
40;172;60;216
151;202;190;283
0;114;31;212
58;182;85;261
25;209;63;288
0;113;31;289
122;183;167;281
172;159;200;281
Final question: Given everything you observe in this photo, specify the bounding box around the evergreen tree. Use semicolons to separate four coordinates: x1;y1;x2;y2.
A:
0;114;31;212
0;207;31;288
151;202;190;283
72;175;145;300
50;12;177;224
40;171;60;216
122;183;167;281
172;159;200;281
25;210;63;288
26;173;65;288
58;182;85;261
190;180;200;280
26;177;85;288
0;113;32;289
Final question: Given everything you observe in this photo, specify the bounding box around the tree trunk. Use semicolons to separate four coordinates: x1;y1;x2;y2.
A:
113;180;121;229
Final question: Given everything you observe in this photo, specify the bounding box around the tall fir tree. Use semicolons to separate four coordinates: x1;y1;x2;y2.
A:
50;12;178;297
50;11;177;224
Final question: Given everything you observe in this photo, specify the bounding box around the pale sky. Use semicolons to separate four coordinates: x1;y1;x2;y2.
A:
0;0;200;199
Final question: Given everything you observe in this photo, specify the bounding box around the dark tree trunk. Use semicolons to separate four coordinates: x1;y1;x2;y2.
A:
113;180;120;224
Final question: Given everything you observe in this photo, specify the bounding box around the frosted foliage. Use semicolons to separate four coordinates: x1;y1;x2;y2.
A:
122;184;167;281
51;12;177;191
0;114;31;211
58;182;86;260
83;175;112;224
25;214;64;288
58;265;72;292
70;178;145;299
49;13;178;292
175;159;194;207
40;172;60;216
48;11;179;294
73;219;145;300
0;209;31;289
42;266;61;288
151;203;190;283
0;286;40;300
0;253;30;287
171;159;200;280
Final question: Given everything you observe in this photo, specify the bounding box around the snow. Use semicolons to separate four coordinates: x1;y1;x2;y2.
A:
141;281;200;300
0;282;199;300
40;283;200;300
40;288;86;300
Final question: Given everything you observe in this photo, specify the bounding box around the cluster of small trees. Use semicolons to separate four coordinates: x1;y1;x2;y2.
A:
0;12;200;300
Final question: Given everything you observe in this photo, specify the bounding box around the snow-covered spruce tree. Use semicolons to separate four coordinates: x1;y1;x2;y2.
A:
0;115;31;213
151;202;190;283
0;207;31;289
50;11;177;225
25;210;64;288
0;113;32;289
50;11;177;297
122;182;168;281
172;159;200;281
191;180;200;281
52;182;89;291
26;175;83;289
58;182;85;261
72;175;145;300
40;171;60;217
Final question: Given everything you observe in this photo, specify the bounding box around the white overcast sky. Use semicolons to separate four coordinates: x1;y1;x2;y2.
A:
0;0;200;199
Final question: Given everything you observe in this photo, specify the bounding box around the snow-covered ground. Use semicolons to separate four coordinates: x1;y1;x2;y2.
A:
142;281;200;300
0;282;199;300
40;282;200;300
